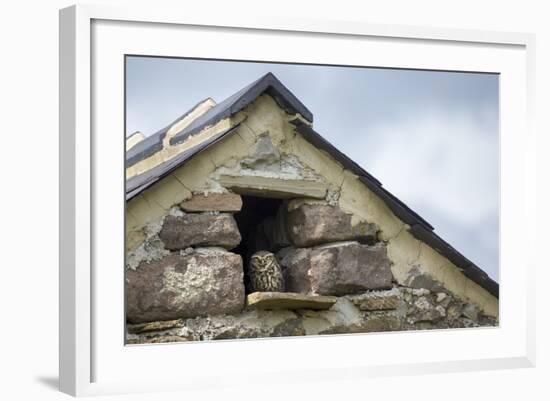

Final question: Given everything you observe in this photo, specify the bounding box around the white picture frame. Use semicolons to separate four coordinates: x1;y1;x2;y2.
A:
59;4;536;397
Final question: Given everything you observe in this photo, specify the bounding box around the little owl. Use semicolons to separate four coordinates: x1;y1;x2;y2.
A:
248;250;284;292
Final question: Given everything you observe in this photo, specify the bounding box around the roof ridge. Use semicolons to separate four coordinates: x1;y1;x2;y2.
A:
169;72;313;146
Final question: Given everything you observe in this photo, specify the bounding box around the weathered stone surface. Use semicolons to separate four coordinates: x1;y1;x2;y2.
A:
159;213;241;250
217;174;328;199
310;242;393;295
278;243;393;296
403;266;444;292
409;296;446;323
126;224;170;271
436;292;448;303
300;298;360;335
180;193;242;212
126;335;193;344
299;298;402;335
240;133;281;171
126;249;245;323
462;303;480;321
125;283;499;343
247;291;337;310
127;319;183;334
126;298;401;343
286;204;378;247
278;247;312;293
188;309;304;340
446;304;462;320
346;288;402;311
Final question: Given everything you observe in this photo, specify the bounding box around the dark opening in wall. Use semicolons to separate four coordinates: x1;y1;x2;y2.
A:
233;195;285;293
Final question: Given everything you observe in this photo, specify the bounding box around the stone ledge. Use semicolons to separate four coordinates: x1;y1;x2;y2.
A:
180;193;242;212
217;174;328;199
127;319;183;334
247;291;337;310
346;288;402;311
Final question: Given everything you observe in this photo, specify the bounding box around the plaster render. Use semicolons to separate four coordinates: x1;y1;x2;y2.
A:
163;98;217;148
126;117;237;179
126;131;145;150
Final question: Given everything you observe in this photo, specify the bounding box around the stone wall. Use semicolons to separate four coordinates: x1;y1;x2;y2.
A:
126;201;245;324
126;194;497;342
127;285;496;344
126;93;499;345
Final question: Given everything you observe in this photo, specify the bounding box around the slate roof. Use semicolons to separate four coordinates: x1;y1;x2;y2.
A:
126;98;215;168
125;72;499;298
126;73;313;168
126;125;240;199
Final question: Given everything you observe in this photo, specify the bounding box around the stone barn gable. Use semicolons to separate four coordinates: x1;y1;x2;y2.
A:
125;72;498;332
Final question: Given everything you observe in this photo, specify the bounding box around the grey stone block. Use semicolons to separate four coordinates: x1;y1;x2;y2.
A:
310;242;393;296
286;204;378;247
126;249;244;323
159;213;241;250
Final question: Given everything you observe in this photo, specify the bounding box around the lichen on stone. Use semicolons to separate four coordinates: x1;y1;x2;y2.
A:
126;216;170;271
168;206;184;217
325;187;341;205
126;281;498;344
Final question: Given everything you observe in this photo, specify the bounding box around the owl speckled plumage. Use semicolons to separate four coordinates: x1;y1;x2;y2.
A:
248;250;284;292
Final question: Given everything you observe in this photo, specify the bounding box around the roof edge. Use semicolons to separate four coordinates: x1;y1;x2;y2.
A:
290;119;498;298
170;72;313;146
126;97;216;168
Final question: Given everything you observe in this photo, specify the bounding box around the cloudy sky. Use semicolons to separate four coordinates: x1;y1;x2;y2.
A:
126;56;500;281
